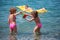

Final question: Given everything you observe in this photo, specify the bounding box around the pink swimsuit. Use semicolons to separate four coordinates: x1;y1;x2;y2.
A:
37;23;42;28
9;15;16;30
10;23;16;30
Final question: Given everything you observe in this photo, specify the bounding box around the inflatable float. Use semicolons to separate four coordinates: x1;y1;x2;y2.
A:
16;5;48;13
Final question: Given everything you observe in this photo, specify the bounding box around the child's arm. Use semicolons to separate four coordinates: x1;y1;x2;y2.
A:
25;18;34;22
25;15;34;22
20;12;34;21
14;11;22;16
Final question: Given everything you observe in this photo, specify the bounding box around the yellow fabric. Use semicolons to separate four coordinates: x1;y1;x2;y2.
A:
17;5;25;11
16;5;47;13
36;8;47;13
16;5;33;13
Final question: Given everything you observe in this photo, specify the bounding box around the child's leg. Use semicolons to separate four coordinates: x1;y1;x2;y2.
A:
37;27;40;33
33;26;41;40
9;24;13;34
37;23;42;33
10;28;13;34
14;26;17;34
33;26;37;33
33;26;39;33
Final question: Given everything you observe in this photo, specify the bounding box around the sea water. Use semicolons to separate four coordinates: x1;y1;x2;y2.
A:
0;0;60;40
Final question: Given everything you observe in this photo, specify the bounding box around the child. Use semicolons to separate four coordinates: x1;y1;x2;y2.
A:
25;5;32;10
8;7;21;34
25;11;42;34
23;5;33;12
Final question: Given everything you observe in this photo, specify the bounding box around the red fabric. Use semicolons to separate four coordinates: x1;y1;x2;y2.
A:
23;14;28;18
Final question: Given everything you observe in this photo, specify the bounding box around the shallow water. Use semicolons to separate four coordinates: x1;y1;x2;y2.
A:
0;0;60;40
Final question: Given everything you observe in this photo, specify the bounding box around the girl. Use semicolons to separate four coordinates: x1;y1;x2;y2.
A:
25;11;42;34
8;7;21;34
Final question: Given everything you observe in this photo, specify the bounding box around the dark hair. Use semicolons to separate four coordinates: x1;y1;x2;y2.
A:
31;11;38;18
10;7;16;14
25;5;28;7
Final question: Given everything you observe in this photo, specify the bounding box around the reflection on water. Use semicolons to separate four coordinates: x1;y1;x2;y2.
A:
33;32;41;40
9;34;17;40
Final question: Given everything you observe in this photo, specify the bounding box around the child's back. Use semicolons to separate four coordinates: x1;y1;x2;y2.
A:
34;17;40;25
9;14;16;24
8;8;17;34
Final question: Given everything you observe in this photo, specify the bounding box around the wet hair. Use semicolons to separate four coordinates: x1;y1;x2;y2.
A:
31;11;38;18
25;5;29;9
25;5;28;7
10;7;16;14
